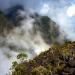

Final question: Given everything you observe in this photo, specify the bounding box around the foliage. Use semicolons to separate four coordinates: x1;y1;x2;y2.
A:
31;66;49;75
11;53;27;72
12;64;26;75
0;11;14;35
17;53;27;61
34;15;59;44
12;41;75;75
12;61;18;69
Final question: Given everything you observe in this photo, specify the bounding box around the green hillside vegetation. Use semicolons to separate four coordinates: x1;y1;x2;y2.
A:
12;41;75;75
0;11;14;35
34;16;60;44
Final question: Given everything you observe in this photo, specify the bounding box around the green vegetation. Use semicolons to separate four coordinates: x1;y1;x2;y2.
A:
12;41;75;75
11;53;27;71
17;53;27;60
31;66;49;75
0;11;14;36
34;15;59;44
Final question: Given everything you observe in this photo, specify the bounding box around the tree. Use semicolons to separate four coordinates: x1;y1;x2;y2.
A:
31;66;49;75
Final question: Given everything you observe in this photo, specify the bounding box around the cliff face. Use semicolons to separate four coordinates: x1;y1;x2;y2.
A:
12;41;75;75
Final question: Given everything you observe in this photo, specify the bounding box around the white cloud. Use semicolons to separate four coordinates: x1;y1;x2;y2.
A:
67;4;75;17
40;4;50;15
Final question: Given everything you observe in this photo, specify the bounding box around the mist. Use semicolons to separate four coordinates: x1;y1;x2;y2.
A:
0;8;60;75
0;0;75;75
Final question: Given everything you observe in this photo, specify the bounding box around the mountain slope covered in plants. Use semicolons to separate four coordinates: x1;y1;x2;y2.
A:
12;41;75;75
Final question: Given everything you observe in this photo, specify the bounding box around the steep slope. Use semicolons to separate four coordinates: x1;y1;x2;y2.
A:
34;16;60;44
12;41;75;75
0;11;14;36
0;8;61;55
0;9;65;75
6;5;61;44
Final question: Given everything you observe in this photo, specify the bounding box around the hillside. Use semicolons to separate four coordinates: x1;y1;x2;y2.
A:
0;9;66;75
12;41;75;75
0;11;16;36
6;5;60;44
